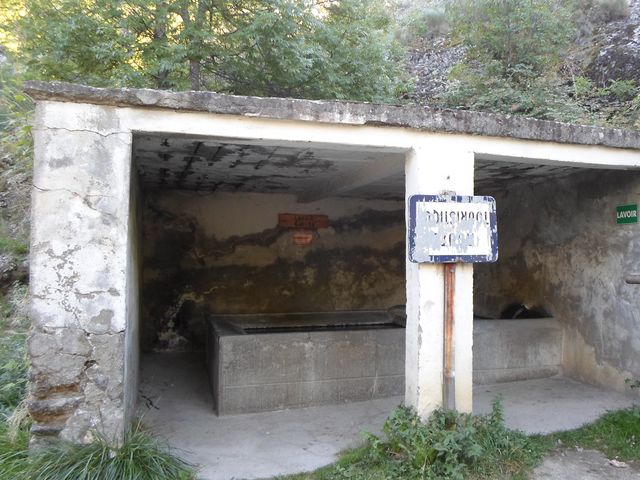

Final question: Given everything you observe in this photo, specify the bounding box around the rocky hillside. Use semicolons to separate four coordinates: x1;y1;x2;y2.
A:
589;0;640;87
408;36;464;105
406;0;640;111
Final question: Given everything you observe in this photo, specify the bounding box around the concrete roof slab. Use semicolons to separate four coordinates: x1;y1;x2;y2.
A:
24;81;640;150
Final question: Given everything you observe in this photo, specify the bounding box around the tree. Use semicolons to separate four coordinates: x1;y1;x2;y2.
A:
442;0;582;120
5;0;407;102
448;0;573;78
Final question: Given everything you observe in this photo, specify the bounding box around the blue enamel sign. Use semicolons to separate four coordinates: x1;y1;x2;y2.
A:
408;195;498;263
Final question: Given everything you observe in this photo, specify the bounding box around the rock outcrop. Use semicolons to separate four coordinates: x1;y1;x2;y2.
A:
588;0;640;86
406;0;640;105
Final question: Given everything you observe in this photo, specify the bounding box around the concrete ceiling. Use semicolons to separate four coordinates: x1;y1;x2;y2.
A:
133;134;586;200
473;160;584;191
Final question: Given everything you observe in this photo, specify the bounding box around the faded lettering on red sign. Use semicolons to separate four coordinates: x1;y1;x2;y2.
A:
278;213;329;230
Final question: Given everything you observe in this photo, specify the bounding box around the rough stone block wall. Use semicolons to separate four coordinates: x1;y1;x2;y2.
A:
141;191;406;351
28;102;134;445
474;170;640;392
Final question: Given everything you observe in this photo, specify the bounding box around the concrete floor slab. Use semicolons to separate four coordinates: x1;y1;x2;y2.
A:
473;376;636;434
138;353;402;480
138;353;637;480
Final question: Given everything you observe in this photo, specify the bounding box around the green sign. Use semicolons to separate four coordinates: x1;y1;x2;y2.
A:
617;204;638;224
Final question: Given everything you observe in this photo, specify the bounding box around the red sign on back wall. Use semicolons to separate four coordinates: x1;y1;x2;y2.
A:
278;213;329;230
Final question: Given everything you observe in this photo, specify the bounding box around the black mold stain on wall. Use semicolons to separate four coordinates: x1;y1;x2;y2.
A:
141;193;406;351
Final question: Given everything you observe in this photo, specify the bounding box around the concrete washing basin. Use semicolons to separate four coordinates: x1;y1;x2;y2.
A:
206;312;562;415
206;311;405;415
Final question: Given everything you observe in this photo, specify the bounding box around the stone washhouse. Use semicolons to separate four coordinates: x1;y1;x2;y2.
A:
24;81;640;446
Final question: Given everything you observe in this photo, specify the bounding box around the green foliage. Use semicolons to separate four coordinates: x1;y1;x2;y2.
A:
279;404;640;480
547;407;640;462
602;79;638;101
400;4;450;43
570;76;640;128
0;331;27;419
0;421;30;480
446;63;585;121
0;63;33;173
369;399;543;479
0;61;32;271
0;236;28;257
0;421;196;480
0;283;29;419
442;0;584;121
0;281;190;480
369;406;483;479
10;0;140;87
430;0;639;127
6;0;407;102
28;423;195;480
447;0;574;77
572;76;594;99
281;399;545;480
306;0;409;102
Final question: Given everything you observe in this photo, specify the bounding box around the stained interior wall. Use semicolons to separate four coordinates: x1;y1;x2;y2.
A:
475;170;640;392
141;191;405;351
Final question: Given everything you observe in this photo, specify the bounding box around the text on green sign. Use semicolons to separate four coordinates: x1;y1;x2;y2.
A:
617;204;638;224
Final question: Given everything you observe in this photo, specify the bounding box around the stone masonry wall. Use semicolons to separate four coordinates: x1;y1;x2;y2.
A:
474;170;640;392
28;102;133;445
141;191;406;351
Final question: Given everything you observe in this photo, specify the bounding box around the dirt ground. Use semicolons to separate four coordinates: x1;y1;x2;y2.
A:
533;449;640;479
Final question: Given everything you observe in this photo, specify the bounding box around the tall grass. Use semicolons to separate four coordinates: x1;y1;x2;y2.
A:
0;422;197;480
0;246;194;480
0;283;29;419
0;331;27;418
27;422;196;480
0;419;29;478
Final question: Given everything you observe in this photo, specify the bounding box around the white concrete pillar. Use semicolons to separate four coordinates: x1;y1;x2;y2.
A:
29;101;134;445
404;141;474;417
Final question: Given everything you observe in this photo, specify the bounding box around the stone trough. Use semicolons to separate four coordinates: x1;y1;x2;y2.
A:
473;318;562;384
206;312;563;415
206;311;406;415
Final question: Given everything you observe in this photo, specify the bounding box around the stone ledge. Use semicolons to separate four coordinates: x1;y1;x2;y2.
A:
28;395;84;423
24;81;640;150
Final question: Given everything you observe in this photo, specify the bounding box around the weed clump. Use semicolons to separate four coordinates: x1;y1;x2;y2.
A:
329;398;545;480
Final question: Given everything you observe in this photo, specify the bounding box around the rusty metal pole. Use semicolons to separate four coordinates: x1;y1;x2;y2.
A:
443;262;456;411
